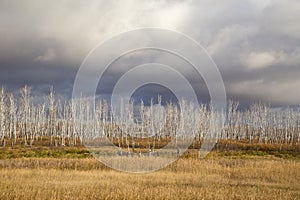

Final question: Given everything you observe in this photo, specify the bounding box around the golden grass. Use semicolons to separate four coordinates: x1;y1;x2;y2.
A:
0;157;299;199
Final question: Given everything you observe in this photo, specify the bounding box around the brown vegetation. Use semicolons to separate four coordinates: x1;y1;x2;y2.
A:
0;139;299;199
0;157;299;199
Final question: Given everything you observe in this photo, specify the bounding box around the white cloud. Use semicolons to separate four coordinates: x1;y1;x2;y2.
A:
242;51;277;69
241;49;300;69
207;25;257;56
249;0;276;11
34;48;56;62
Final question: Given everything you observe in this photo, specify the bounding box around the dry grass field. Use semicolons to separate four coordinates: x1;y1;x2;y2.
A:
0;155;300;200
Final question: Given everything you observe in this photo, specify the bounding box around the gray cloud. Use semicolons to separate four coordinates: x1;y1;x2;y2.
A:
0;0;300;106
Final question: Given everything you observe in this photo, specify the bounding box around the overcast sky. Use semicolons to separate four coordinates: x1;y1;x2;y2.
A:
1;0;300;107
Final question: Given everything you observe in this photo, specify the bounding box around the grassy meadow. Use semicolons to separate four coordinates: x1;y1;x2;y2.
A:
0;141;300;200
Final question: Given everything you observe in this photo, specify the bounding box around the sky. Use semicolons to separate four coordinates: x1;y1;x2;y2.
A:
0;0;300;107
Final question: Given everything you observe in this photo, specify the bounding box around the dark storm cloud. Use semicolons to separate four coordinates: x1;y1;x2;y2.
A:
0;0;300;106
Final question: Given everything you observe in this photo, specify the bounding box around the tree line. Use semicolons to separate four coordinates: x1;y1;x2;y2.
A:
0;86;299;148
